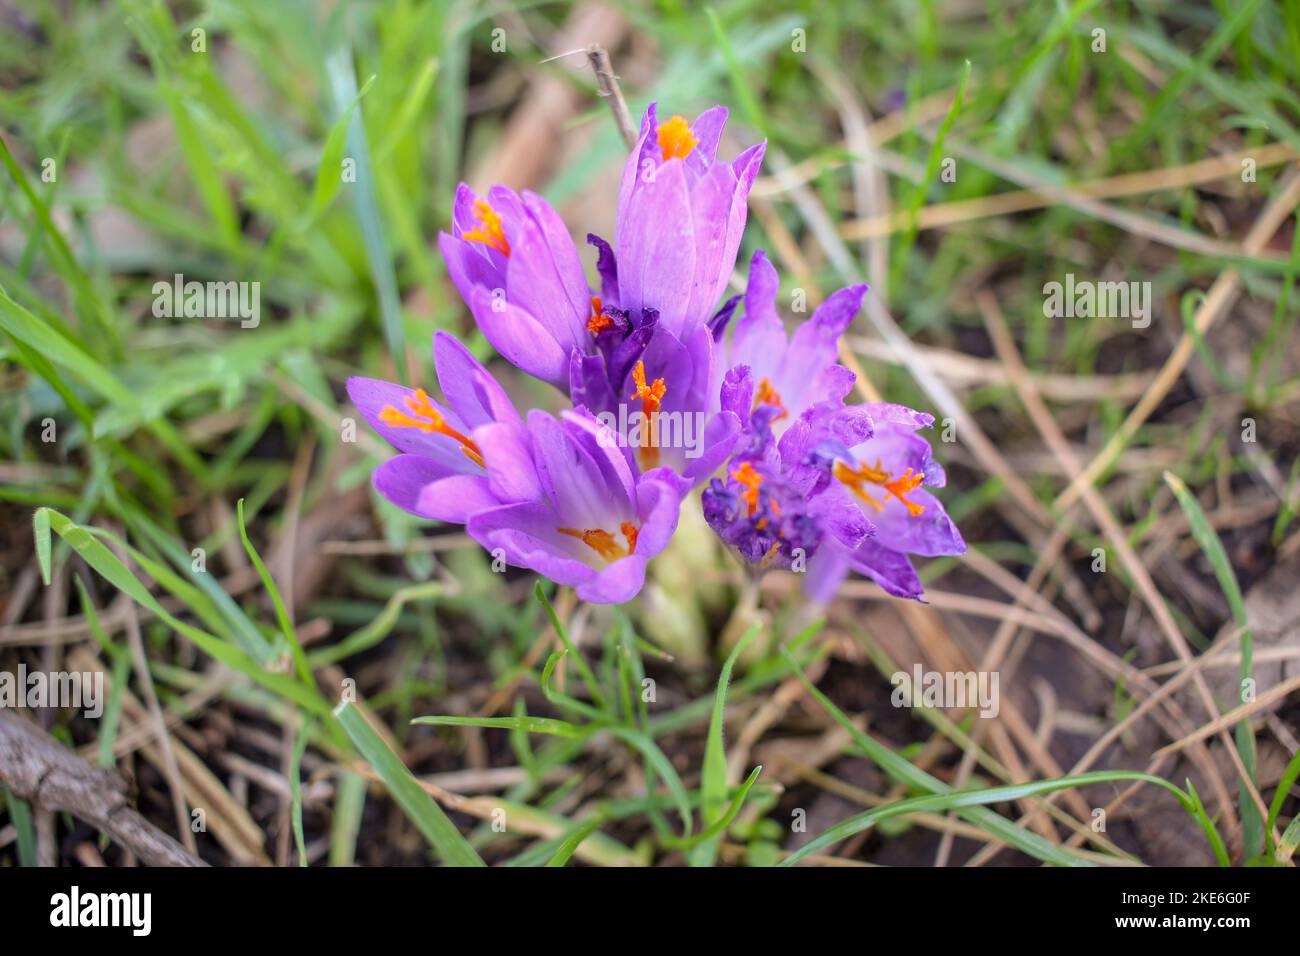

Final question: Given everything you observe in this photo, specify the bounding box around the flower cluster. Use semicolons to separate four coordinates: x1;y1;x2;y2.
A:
349;104;964;604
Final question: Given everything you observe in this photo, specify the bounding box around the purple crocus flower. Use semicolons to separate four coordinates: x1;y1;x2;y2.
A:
804;404;966;601
345;331;537;522
467;409;691;603
716;249;866;437
703;380;873;572
437;183;594;389
616;104;766;341
569;317;740;483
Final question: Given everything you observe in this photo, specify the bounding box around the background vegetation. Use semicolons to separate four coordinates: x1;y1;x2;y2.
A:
1;0;1298;866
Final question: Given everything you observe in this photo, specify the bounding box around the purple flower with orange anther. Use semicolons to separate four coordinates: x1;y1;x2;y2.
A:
702;379;873;573
569;315;741;484
345;331;538;522
437;183;594;389
714;249;867;437
466;409;692;604
615;104;766;341
804;404;966;601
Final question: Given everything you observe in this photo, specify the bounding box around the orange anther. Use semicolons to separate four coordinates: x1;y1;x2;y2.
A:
588;296;614;334
753;377;789;422
656;115;699;161
834;458;925;517
379;389;485;468
731;461;764;516
462;198;510;257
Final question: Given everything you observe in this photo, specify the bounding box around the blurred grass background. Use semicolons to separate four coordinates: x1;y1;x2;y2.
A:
1;0;1298;867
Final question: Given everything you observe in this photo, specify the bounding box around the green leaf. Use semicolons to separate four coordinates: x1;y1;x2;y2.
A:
690;622;760;866
334;700;485;867
782;771;1211;867
411;715;584;738
235;498;312;688
1164;471;1261;857
32;508;51;585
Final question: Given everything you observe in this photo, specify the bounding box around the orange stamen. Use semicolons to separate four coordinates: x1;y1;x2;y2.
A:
731;461;764;516
620;521;639;554
657;115;699;161
558;522;640;562
630;360;666;469
462;197;510;257
588;296;614;334
834;458;926;517
379;388;485;468
883;468;926;517
753;377;789;422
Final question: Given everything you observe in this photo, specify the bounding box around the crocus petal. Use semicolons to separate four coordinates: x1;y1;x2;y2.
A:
803;548;852;605
682;409;741;482
474;421;541;504
433;330;521;430
587;233;620;304
345;376;478;473
522;189;592;335
372;454;461;519
467;285;569;388
846;540;926;601
576;554;649;604
467;501;596;588
617;157;696;338
416;474;507;523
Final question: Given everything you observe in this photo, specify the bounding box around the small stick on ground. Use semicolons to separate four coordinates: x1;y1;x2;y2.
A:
587;45;637;150
0;711;205;867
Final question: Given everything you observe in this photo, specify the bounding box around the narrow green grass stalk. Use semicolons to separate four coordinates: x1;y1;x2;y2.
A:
290;722;310;867
334;700;485;867
411;715;584;738
781;771;1227;867
690;622;761;866
1163;471;1262;858
3;787;38;867
782;647;1110;866
235;498;313;689
544;816;607;868
534;583;607;709
326;46;407;383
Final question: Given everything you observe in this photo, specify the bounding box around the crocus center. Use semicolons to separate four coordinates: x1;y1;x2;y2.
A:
630;360;666;469
462;198;510;257
657;115;698;162
379;389;485;468
753;377;789;422
834;459;926;517
731;461;764;516
588;296;614;334
558;521;639;562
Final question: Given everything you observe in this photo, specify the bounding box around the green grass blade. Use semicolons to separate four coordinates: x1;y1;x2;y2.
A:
781;771;1208;867
1164;471;1261;857
411;715;584;738
690;622;760;866
333;700;485;867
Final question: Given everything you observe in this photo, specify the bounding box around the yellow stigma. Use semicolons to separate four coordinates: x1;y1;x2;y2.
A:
753;377;789;422
558;522;639;561
657;115;699;161
462;197;510;257
630;360;666;469
731;461;764;516
588;296;614;334
834;459;926;517
378;389;485;468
